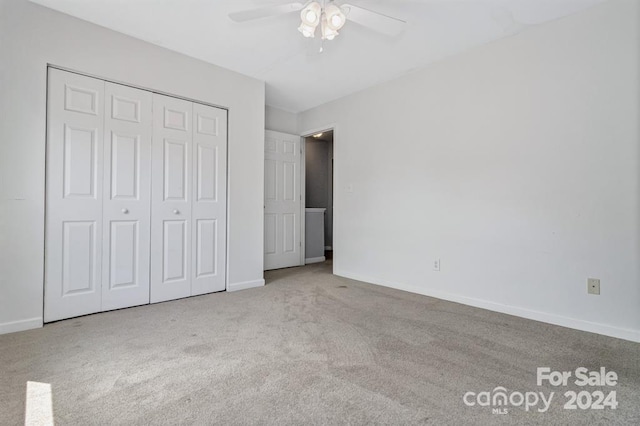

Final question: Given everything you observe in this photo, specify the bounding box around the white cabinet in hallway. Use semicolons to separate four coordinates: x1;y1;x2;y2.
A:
45;68;227;322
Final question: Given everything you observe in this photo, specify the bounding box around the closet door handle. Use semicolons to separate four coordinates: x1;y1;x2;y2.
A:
173;209;180;215
121;208;129;214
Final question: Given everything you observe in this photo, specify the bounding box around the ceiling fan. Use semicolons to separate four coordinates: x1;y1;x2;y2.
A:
229;1;407;40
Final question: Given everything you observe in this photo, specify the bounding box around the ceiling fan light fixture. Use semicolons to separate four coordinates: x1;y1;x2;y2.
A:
325;3;346;30
321;13;339;40
298;22;316;38
300;1;321;26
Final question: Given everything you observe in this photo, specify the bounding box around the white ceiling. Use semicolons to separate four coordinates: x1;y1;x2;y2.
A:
30;0;605;112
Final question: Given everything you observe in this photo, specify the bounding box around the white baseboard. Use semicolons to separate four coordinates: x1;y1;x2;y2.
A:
305;256;326;264
334;269;640;343
227;279;265;292
324;246;332;250
0;317;43;335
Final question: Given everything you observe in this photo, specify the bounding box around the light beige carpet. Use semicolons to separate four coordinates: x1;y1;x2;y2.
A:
1;260;638;425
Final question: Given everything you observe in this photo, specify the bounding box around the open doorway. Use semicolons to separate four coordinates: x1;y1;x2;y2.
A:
303;130;333;265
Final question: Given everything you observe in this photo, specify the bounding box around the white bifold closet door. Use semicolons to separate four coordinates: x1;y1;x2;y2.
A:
101;82;153;311
191;103;227;296
45;69;153;322
45;70;106;321
150;95;227;303
45;68;227;322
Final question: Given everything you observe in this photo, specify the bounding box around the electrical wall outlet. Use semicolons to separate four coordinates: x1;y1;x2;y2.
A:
587;278;600;295
433;258;440;271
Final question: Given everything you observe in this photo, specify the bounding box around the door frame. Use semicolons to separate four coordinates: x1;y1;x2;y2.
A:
299;123;337;270
44;64;232;315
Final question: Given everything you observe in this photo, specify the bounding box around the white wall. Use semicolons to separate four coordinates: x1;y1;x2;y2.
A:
0;0;265;334
265;105;298;135
300;0;640;342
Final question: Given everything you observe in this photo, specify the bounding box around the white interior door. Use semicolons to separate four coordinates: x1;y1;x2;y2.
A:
264;130;302;270
150;94;193;303
191;103;227;295
45;69;105;322
101;82;152;310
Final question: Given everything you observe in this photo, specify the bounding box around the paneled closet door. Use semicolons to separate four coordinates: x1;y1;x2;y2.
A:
191;103;227;295
151;94;194;303
101;83;153;311
45;69;105;322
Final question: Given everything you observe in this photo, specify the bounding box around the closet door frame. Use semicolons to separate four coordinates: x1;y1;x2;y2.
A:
45;65;230;320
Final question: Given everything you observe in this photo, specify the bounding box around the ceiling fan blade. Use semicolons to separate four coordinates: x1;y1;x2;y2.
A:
229;2;304;23
342;3;407;37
